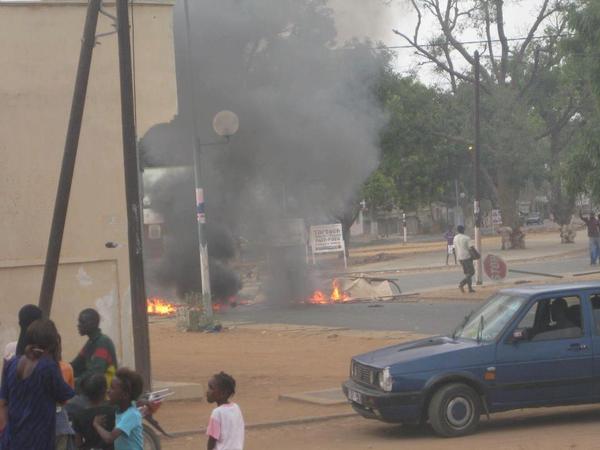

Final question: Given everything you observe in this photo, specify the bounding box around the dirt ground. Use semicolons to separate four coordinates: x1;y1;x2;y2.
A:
151;273;600;449
165;405;600;449
150;314;600;450
150;321;421;433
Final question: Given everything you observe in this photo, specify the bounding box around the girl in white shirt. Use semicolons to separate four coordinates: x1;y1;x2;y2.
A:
206;372;245;450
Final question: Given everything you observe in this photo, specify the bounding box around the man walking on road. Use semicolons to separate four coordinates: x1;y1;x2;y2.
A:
580;211;600;265
453;225;475;293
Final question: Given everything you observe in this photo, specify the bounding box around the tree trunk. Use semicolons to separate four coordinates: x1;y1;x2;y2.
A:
341;219;352;258
548;134;575;228
496;171;520;229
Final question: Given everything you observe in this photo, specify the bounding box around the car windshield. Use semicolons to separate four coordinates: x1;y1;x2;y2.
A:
453;293;528;342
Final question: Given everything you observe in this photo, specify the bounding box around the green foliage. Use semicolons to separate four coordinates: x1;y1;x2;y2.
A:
375;73;467;210
563;0;600;201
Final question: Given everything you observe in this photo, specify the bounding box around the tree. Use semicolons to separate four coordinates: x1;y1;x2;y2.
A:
377;72;468;211
563;1;600;201
392;0;574;230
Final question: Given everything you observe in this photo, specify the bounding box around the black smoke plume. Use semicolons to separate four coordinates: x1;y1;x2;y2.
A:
141;0;389;302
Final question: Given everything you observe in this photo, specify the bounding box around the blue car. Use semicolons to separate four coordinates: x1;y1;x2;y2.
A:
343;282;600;437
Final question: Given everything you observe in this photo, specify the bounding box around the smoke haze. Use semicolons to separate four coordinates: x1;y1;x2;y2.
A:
142;0;390;302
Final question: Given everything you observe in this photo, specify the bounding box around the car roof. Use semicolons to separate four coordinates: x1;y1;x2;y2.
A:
500;282;600;297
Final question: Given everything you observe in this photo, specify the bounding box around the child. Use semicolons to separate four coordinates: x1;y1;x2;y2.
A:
93;367;143;450
206;372;244;450
67;373;115;449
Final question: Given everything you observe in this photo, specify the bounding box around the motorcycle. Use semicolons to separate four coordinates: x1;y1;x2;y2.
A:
139;388;173;450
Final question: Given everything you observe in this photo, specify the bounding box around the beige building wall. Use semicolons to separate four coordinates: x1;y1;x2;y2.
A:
0;0;176;366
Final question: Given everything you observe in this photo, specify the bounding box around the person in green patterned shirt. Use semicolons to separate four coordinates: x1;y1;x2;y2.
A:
71;309;118;392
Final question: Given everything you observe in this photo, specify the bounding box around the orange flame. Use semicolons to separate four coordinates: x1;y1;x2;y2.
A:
147;297;177;316
308;279;351;304
309;290;330;304
330;279;351;302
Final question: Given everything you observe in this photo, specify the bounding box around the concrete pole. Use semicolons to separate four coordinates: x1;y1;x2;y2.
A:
183;0;213;320
473;51;483;285
39;0;102;316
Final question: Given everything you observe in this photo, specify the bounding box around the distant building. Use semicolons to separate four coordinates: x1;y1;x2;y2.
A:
0;0;176;366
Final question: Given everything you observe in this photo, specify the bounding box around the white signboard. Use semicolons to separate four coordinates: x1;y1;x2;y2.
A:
310;224;347;268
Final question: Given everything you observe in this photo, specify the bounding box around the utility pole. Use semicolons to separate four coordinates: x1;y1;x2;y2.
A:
183;0;213;321
473;50;483;285
116;0;152;389
39;0;102;317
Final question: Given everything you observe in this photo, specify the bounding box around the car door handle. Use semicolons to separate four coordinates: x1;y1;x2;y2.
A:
568;343;588;351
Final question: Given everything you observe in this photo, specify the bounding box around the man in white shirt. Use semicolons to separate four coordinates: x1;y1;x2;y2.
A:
453;225;475;293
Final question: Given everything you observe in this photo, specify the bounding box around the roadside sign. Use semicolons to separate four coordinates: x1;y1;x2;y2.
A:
310;224;347;268
484;254;507;280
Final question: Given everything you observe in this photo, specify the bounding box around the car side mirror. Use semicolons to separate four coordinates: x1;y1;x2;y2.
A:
511;328;529;343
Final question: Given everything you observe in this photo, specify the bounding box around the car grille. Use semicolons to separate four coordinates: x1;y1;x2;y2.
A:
351;360;378;387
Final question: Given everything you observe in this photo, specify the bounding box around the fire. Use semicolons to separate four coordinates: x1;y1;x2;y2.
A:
147;297;177;316
308;279;351;304
330;279;351;302
309;290;330;304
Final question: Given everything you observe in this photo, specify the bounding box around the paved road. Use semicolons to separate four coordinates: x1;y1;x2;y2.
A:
220;255;599;335
220;300;475;335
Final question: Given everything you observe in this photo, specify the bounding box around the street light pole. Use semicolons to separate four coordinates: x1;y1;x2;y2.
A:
182;0;212;320
473;50;483;285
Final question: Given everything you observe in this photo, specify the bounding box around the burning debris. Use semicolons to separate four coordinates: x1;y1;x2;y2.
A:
308;279;351;304
305;276;402;305
147;297;178;316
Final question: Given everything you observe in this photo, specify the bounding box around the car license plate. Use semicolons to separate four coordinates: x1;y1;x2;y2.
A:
347;389;363;405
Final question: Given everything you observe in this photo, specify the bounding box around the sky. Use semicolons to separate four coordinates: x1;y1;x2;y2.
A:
330;0;555;86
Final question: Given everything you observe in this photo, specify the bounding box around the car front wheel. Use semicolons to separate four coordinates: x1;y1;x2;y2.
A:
427;383;481;437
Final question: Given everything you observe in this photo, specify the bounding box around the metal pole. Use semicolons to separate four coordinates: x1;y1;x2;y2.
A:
116;0;151;389
473;51;483;285
39;0;102;317
183;0;213;319
402;212;407;243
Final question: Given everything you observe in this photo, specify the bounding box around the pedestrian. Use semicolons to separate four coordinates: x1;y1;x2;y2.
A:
443;226;457;265
92;367;143;450
2;304;43;363
0;318;75;450
55;335;76;450
71;308;118;391
579;211;600;265
1;304;43;440
66;373;115;450
453;225;475;293
206;372;245;450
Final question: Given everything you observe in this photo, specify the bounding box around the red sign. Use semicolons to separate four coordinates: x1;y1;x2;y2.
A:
484;254;507;280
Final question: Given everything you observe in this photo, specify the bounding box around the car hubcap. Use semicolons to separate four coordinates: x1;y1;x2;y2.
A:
446;396;472;428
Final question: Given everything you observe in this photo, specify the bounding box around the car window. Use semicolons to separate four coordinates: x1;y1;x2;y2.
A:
515;296;583;341
589;294;600;335
454;294;527;342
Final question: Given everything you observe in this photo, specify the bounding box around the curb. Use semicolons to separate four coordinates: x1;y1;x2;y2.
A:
168;412;357;438
343;248;586;276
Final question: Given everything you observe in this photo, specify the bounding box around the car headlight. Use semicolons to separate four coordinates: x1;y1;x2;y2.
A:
378;367;393;392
